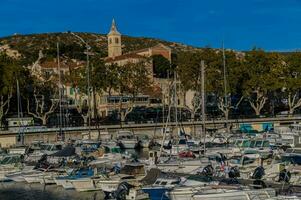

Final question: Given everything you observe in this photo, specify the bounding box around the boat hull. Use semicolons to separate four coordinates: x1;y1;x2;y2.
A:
71;178;100;192
142;187;172;200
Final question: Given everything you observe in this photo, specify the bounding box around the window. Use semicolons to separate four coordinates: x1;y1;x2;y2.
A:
70;88;74;95
115;37;119;44
109;38;112;44
161;181;167;185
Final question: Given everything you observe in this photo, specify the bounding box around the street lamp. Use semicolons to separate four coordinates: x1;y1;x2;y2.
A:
67;31;92;138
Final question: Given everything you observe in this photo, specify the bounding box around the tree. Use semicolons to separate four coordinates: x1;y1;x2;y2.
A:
242;49;283;116
216;50;244;122
0;53;27;128
117;61;152;123
177;48;221;120
26;78;58;125
152;55;171;78
282;52;301;115
65;66;90;126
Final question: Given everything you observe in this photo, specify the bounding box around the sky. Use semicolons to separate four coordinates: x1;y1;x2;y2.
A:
1;0;301;51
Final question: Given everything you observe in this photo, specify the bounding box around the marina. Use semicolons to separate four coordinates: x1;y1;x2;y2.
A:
1;1;301;199
0;123;301;199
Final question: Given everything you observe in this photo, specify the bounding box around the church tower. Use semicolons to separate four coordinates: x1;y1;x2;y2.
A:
107;19;122;58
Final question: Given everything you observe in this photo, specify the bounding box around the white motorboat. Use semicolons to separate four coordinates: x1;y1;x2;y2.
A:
5;167;38;182
24;172;44;183
0;154;23;181
96;174;138;193
191;187;276;200
70;177;101;192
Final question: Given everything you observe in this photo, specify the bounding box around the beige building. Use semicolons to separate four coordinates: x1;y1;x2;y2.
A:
96;20;175;116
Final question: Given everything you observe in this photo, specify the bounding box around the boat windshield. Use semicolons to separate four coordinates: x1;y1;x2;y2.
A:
242;140;251;148
41;144;62;151
118;135;134;139
0;156;20;164
281;155;301;165
286;148;301;154
263;140;269;147
178;139;187;145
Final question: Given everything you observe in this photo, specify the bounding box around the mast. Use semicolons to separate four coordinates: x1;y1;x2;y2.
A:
222;42;228;133
223;41;229;132
201;60;206;154
17;79;24;145
174;70;178;135
57;42;63;141
86;48;91;139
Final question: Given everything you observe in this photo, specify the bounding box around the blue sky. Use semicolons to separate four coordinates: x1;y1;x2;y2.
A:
1;0;301;51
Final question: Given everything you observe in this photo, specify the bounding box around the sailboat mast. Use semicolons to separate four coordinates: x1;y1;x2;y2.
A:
222;42;228;132
16;79;23;145
201;60;206;154
57;42;63;141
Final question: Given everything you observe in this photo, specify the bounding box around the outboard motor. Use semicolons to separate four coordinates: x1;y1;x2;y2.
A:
251;166;265;180
164;140;172;150
202;165;214;176
34;154;49;169
228;167;240;178
111;182;132;200
278;169;291;183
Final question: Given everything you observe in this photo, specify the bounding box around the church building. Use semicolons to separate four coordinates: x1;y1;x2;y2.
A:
104;19;172;77
97;19;175;117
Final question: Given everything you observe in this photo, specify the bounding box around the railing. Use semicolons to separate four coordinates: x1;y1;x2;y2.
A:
1;115;301;135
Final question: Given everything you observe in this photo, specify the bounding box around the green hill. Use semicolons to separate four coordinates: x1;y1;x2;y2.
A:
0;32;199;65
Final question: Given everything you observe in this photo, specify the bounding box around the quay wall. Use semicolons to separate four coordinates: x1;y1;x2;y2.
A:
0;116;300;148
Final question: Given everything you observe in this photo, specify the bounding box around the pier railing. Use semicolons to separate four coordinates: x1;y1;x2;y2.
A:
1;115;301;135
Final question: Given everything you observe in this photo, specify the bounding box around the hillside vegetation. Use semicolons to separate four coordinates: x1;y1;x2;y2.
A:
0;32;199;65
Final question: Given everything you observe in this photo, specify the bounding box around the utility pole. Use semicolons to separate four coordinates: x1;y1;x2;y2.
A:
201;60;206;154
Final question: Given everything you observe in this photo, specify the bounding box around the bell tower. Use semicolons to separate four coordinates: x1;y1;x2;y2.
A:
107;19;122;58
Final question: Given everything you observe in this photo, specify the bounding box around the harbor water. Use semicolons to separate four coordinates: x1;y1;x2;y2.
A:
0;182;105;200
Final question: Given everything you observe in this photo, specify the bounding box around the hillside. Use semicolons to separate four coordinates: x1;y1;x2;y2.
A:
0;32;200;65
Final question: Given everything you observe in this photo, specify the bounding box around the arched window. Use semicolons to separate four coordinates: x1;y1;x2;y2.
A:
109;38;112;44
115;37;119;44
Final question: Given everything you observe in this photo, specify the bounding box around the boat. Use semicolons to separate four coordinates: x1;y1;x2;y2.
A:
191;187;276;200
165;173;222;200
137;134;151;148
5;167;38;182
126;188;149;200
142;176;182;200
0;154;24;181
70;176;102;192
232;138;272;158
54;167;94;189
116;130;141;149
